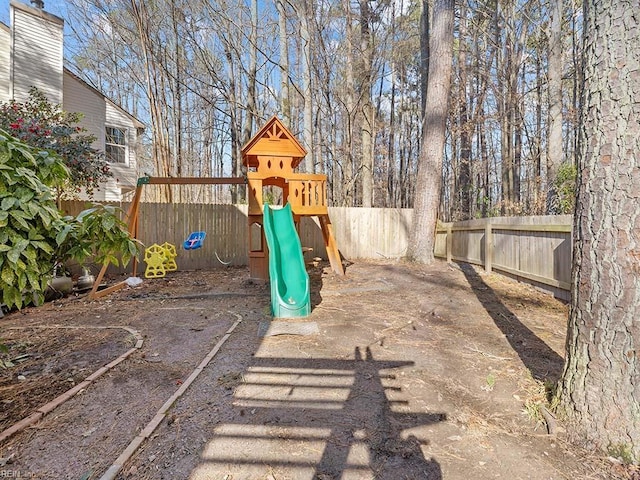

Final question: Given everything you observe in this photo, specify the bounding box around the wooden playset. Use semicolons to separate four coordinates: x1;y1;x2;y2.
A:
88;116;344;299
241;116;343;280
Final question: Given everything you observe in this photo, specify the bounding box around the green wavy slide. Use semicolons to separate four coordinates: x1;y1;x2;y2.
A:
263;203;311;318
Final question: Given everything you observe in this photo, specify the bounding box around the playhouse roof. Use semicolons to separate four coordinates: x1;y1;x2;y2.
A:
241;116;307;168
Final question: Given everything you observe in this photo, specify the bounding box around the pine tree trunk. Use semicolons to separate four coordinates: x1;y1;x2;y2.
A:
420;0;429;118
298;0;315;173
276;0;291;126
407;0;454;263
359;0;374;207
558;0;640;463
342;0;356;206
457;2;471;219
546;0;563;212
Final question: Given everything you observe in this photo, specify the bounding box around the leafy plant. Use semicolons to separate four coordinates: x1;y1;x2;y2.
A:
0;87;111;201
481;372;496;392
0;129;140;310
55;204;141;268
0;129;69;308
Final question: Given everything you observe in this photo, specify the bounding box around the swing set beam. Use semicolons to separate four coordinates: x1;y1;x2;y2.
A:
88;176;245;299
138;176;245;186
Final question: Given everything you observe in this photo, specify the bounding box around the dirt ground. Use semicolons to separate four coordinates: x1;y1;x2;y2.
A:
0;260;635;479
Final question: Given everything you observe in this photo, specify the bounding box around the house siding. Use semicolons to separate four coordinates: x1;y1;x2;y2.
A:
0;24;10;102
63;75;142;201
4;1;144;202
10;1;63;104
63;72;105;148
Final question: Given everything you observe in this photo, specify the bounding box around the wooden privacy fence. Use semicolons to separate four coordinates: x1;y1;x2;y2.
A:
61;202;250;271
60;202;414;272
61;201;572;297
435;215;573;299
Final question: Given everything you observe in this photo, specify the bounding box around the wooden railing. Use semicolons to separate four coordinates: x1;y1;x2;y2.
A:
287;174;328;216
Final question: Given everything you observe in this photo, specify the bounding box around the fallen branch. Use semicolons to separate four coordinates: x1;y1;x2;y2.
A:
540;405;558;435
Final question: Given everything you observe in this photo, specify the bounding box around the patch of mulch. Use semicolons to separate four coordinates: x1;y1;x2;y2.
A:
0;326;133;431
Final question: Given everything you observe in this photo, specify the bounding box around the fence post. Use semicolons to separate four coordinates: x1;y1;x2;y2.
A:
446;224;452;263
484;221;493;273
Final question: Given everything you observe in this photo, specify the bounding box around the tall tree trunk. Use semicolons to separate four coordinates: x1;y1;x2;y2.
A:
570;0;581;167
359;0;374;207
479;111;489;217
298;1;315;173
237;0;257;203
457;2;471;219
547;0;563;214
170;2;183;179
276;0;291;126
513;65;523;206
495;3;513;211
407;0;454;263
342;0;356;206
420;0;430;118
388;58;397;208
242;0;258;147
547;0;563;212
558;0;640;463
224;39;241;204
130;0;172;201
471;26;491;217
534;50;543;213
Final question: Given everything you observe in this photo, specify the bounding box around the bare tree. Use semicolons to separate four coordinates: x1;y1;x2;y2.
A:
63;0;579;215
129;0;173;200
293;1;315;173
407;0;454;263
359;0;374;207
276;0;291;125
242;0;258;149
547;0;564;212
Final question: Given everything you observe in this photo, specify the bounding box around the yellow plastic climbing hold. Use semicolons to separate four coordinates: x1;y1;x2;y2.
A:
161;242;178;271
144;244;167;278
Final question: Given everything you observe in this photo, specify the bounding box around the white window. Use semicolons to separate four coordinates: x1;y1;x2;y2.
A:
105;126;127;164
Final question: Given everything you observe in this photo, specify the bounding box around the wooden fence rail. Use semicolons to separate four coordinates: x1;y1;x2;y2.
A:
435;215;573;299
61;201;572;297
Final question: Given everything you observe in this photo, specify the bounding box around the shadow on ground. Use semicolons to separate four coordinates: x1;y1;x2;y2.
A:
460;263;564;382
308;264;324;311
190;347;444;479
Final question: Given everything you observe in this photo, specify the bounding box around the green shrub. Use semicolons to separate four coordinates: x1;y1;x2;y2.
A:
0;129;140;309
0;87;110;200
56;203;140;268
0;129;68;308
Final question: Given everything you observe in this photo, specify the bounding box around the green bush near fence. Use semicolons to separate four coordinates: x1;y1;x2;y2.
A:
0;129;140;310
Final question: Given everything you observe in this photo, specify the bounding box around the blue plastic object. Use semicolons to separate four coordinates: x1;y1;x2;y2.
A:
183;231;206;250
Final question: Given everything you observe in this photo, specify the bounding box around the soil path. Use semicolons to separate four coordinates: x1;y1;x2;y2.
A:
0;261;630;479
